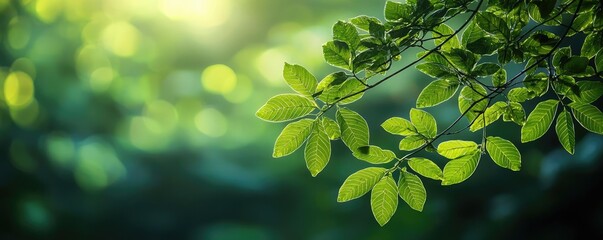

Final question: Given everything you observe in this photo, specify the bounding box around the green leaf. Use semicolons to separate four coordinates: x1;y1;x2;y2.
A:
507;87;535;103
521;99;558;143
318;79;366;105
381;117;417;136
283;63;317;97
368;21;386;40
333;21;361;51
475;12;510;39
462;20;486;46
410;108;437;138
595;50;603;72
304;121;331;177
552;47;571;69
408;157;443;180
337;108;370;152
492;68;506;87
398;169;426;212
582;32;603;59
432;23;460;52
458;84;488;122
273;119;315;158
560;56;589;75
472;63;501;76
522;31;559;56
437;140;478;159
503;102;526;126
416;78;460;108
523;72;549;97
370;175;398;226
569;103;603;134
384;1;410;21
442;151;481;185
566;81;603;104
322;117;341;140
443;48;478;73
486;136;521;171
416;62;454;78
354;145;396;164
256;94;317;122
555;109;575;154
337;167;387;202
323;40;351;70
399;135;427;151
470;101;507;132
350;15;381;31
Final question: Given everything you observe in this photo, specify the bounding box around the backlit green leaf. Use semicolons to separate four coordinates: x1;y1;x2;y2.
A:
398;169;426;212
521;99;558;143
476;12;510;39
470;101;507;132
492;68;506;87
337;108;370;152
523;72;549;97
503;102;526;126
458;84;488;122
333;21;361;51
408;157;443;180
323;40;351;70
381;117;417;136
322;117;341;140
410;108;437;138
472;63;500;76
354;145;396;164
384;1;410;21
283;63;317;97
566;81;603;104
256;94;317;122
432;23;460;51
442;151;481;185
338;167;386;202
582;32;603;59
399;135;427;151
569;102;603;134
371;175;398;226
416;78;460;108
437;140;478;159
486;136;521;171
305;120;331;177
507;87;535;103
273;119;315;158
443;48;478;73
555;109;575;154
350;15;381;31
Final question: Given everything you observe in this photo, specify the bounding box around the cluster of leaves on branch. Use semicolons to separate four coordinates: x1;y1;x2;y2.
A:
257;0;603;226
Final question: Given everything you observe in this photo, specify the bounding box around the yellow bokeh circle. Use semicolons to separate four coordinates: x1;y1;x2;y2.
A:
4;71;35;108
201;64;237;94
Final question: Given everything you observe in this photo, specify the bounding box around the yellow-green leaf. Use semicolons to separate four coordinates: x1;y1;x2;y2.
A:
555;109;575;154
399;135;426;151
337;108;370;152
322;117;341;140
398;169;426;212
381;117;417;136
337;167;386;202
304;121;331;177
521;99;558;142
408;157;443;180
442;151;481;185
256;94;317;122
416;79;460;108
470;101;507;132
569;102;603;134
410;108;437;138
283;63;317;97
486;136;521;171
437;140;478;159
371;175;398;226
273;119;315;158
354;145;396;164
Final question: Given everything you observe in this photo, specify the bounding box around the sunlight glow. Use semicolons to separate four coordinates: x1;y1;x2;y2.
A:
160;0;232;28
201;64;237;94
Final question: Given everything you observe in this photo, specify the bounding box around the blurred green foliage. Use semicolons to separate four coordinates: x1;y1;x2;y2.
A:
1;0;603;239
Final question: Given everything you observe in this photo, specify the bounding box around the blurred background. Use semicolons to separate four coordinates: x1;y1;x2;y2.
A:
1;0;602;239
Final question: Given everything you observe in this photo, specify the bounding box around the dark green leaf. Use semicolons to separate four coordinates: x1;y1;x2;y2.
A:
472;63;500;76
581;32;602;59
476;12;510;39
350;15;382;31
385;1;411;21
492;68;506;87
443;48;479;73
523;72;549;96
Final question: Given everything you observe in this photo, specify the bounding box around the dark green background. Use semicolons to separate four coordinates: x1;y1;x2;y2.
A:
1;0;602;239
